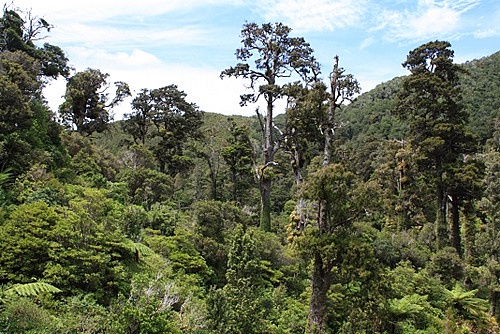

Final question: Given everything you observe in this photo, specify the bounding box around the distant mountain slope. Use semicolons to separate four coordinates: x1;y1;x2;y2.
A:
339;51;500;145
461;51;500;142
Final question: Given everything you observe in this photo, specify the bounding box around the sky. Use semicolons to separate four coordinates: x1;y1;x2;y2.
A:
10;0;500;118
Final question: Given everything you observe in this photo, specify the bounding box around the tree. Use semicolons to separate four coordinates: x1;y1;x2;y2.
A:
206;226;272;333
282;81;327;230
128;85;203;175
0;5;70;80
0;7;69;177
393;41;479;252
299;163;358;333
221;22;320;231
295;56;360;333
123;88;155;145
59;68;130;135
221;118;255;205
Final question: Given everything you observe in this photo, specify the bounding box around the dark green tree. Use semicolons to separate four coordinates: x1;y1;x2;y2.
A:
282;81;326;230
393;41;480;253
206;226;273;333
0;5;70;80
299;163;358;333
59;68;130;135
122;88;155;145
131;85;203;175
295;56;360;333
221;22;320;231
0;51;66;176
221;118;255;205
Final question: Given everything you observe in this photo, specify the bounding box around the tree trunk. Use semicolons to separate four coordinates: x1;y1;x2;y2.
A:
308;252;330;333
291;148;307;230
491;287;500;322
436;180;448;250
260;176;272;231
450;195;462;257
259;96;275;231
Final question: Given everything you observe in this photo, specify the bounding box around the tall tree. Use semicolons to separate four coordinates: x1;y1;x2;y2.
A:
304;56;360;333
221;22;320;231
132;85;203;176
0;6;69;176
393;41;479;252
59;68;130;136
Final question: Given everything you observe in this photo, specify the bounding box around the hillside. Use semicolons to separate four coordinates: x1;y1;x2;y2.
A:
339;51;500;145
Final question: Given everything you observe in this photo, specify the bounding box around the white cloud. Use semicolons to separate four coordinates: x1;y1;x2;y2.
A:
13;0;242;22
49;23;209;49
43;48;260;119
360;37;376;49
473;29;498;39
373;0;481;42
255;0;367;32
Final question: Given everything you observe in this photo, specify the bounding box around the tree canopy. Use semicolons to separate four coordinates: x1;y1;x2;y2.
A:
1;7;499;333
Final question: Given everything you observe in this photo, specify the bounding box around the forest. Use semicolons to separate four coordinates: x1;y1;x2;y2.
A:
1;5;499;334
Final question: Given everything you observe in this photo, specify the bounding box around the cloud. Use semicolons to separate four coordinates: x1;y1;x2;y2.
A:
372;0;481;42
13;0;243;22
254;0;367;32
473;29;498;39
360;37;376;49
43;48;259;119
50;23;210;49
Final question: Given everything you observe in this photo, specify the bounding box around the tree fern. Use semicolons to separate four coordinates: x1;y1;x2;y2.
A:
447;283;489;319
121;240;155;261
4;282;61;297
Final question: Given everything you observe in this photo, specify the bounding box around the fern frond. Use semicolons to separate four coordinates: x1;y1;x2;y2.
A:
5;282;62;296
122;240;155;257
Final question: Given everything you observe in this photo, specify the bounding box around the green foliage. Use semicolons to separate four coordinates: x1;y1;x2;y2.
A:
192;200;249;286
52;294;111;333
117;168;174;208
393;40;478;252
0;6;70;79
461;51;500;143
0;51;66;177
59;68;130;135
0;296;57;334
109;273;182;334
221;118;255;204
124;84;203;176
206;225;274;334
145;228;213;285
4;282;61;297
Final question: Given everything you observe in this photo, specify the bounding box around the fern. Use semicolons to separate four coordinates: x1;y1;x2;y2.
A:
5;282;62;297
122;240;155;260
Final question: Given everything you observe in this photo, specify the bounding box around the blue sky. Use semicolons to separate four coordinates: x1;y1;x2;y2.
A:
12;0;500;118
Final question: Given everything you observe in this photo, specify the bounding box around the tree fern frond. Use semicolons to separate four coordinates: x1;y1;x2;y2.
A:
5;282;61;296
122;240;155;258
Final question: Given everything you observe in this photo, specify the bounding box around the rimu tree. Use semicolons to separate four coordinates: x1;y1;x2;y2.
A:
221;22;320;231
393;41;480;253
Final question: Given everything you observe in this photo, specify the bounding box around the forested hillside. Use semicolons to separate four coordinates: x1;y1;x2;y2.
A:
1;6;499;334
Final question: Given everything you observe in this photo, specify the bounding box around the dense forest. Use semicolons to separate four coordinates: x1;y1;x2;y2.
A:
1;5;499;334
